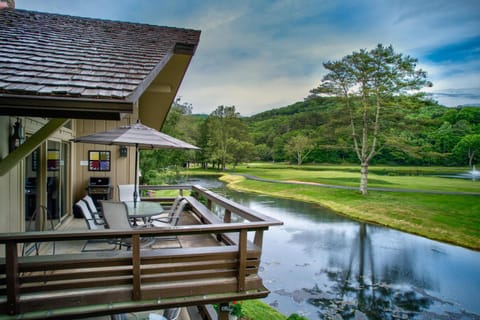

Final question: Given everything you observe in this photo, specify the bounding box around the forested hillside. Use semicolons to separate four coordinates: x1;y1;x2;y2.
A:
140;96;480;183
248;96;480;165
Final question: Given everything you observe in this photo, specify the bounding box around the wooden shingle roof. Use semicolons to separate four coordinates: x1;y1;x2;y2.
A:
0;8;200;119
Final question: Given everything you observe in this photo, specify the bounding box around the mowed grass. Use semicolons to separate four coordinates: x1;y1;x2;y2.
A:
185;163;480;250
233;163;480;193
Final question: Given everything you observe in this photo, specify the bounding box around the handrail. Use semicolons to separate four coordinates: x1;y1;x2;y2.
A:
0;222;272;243
0;184;283;318
191;184;283;224
140;184;282;225
0;224;269;317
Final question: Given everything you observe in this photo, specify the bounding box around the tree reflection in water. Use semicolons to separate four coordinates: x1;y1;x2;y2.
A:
308;223;434;319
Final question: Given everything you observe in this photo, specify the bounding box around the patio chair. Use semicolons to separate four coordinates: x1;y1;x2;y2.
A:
22;205;56;256
163;307;181;320
74;200;115;252
118;184;139;202
146;308;180;320
100;200;149;250
150;195;184;223
118;184;142;224
82;195;103;220
151;199;188;227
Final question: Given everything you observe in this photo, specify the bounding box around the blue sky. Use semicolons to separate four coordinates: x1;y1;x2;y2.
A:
16;0;480;115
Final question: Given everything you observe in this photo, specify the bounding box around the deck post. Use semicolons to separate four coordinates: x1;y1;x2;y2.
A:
238;229;247;292
132;234;141;300
5;241;19;315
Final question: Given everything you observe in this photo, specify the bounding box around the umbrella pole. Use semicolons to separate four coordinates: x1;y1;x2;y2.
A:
134;144;139;208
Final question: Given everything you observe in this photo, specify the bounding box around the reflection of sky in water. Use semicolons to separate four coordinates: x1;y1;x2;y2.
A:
184;177;480;319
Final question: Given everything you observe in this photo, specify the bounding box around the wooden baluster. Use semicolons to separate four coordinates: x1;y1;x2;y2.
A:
132;234;141;301
238;229;247;292
6;241;19;315
224;209;231;223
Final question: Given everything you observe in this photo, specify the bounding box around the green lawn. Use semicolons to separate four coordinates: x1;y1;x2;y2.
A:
233;163;480;193
184;163;480;250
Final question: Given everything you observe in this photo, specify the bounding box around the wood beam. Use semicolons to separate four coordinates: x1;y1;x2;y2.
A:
0;118;68;176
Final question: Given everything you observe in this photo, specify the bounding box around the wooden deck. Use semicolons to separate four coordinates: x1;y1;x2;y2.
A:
0;185;282;320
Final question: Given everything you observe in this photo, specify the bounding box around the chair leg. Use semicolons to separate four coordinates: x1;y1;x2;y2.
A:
82;239;118;252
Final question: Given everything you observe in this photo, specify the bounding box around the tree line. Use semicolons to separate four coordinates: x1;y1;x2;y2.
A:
141;96;479;173
140;45;480;192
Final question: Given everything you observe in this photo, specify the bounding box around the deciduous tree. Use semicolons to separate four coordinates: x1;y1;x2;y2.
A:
206;105;250;170
285;135;315;165
453;134;480;166
310;44;430;195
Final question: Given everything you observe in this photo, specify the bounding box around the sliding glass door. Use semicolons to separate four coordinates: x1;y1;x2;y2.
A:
24;140;70;230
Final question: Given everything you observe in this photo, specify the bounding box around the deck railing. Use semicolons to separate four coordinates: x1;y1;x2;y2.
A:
0;185;282;319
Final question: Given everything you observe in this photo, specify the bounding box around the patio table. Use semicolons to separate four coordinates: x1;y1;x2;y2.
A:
124;201;164;225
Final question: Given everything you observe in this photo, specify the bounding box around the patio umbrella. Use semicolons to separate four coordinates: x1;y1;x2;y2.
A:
71;120;199;208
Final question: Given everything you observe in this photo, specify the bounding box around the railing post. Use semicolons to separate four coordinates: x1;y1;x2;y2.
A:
132;234;141;301
224;209;231;223
206;199;212;210
5;241;19;315
237;229;247;292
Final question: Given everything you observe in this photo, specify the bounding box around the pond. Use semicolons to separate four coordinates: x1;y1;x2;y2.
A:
184;176;480;319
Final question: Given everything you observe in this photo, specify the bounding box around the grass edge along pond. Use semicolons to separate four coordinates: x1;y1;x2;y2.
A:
184;164;480;250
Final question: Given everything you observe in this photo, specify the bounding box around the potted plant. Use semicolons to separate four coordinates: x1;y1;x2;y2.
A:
229;301;243;320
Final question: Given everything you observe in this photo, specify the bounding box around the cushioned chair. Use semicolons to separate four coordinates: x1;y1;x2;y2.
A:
163;308;181;320
82;195;103;220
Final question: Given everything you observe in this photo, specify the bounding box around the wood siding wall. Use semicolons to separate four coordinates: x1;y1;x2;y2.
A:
0;117;73;241
72;112;138;204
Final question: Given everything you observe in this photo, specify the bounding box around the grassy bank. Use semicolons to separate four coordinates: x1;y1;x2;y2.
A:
184;163;480;250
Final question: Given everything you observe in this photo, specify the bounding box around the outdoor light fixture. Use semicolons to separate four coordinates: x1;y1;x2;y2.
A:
119;145;128;157
9;117;24;152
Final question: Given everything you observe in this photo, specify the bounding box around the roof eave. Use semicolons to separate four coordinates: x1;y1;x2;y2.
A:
0;95;133;120
127;42;196;104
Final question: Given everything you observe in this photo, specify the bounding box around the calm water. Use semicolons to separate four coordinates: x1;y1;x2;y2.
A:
185;177;480;319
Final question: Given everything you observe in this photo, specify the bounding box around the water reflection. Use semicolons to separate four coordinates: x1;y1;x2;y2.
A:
180;176;480;319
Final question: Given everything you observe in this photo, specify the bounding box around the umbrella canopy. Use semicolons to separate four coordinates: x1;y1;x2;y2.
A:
71;121;199;207
71;121;199;150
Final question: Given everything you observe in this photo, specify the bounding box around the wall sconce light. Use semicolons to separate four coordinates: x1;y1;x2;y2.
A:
119;145;128;157
9;117;24;152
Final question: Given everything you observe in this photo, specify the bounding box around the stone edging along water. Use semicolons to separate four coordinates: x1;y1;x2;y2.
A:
236;174;480;196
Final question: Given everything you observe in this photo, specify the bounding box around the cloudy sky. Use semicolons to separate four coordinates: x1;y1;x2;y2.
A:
15;0;480;115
